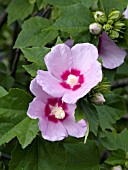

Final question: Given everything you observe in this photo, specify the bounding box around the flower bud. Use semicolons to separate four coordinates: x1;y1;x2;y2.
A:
114;21;125;29
103;24;113;32
125;161;128;169
109;30;119;39
94;11;107;24
112;165;122;170
108;9;122;21
90;93;105;104
89;23;102;35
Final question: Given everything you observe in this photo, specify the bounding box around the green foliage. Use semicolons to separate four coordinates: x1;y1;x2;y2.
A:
53;4;93;36
0;89;38;148
9;137;66;170
81;100;99;136
0;86;7;97
64;140;100;170
98;0;128;15
14;17;58;48
95;94;127;131
7;0;34;25
100;129;128;152
105;150;126;166
21;47;50;76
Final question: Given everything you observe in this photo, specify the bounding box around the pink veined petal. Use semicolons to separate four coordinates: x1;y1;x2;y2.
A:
30;78;52;102
39;118;68;141
98;32;126;69
27;97;46;119
62;115;87;138
71;43;99;74
36;70;66;98
62;61;102;104
123;5;128;19
44;44;73;80
64;39;74;48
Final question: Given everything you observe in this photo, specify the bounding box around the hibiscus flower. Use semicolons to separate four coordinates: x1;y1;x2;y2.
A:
36;43;102;104
27;78;87;141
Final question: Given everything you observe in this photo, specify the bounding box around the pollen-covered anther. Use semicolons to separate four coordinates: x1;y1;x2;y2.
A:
66;75;79;88
50;104;65;119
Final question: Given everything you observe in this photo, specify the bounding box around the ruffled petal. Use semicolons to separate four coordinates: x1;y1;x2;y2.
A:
30;78;52;102
27;97;45;119
36;70;66;98
123;5;128;19
62;61;102;104
71;43;99;74
62;115;87;138
98;32;126;69
39;118;68;141
44;44;73;80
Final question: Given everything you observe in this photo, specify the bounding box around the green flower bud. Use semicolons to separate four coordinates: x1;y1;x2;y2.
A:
89;23;102;35
114;21;125;29
107;19;114;25
103;23;113;32
125;161;128;169
109;30;119;39
94;11;107;24
90;93;105;104
108;9;122;21
111;165;123;170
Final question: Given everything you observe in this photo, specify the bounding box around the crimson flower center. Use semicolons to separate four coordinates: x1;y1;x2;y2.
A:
60;69;84;91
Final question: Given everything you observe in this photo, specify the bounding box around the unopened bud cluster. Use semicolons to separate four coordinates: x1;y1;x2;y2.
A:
89;9;126;41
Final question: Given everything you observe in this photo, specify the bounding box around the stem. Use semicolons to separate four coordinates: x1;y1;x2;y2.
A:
0;10;7;28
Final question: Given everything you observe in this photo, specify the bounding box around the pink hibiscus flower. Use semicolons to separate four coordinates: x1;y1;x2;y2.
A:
36;43;102;104
27;78;87;141
98;32;126;69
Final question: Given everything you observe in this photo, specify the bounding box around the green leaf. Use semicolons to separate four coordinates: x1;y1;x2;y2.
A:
64;140;100;170
22;46;50;76
81;100;99;136
100;129;128;153
0;89;39;148
21;47;50;65
105;150;126;166
23;63;44;77
14;17;58;48
7;0;34;25
0;86;7;97
98;0;128;15
28;0;36;4
36;0;44;10
43;0;81;6
95;94;127;131
9;137;66;170
81;0;95;8
53;4;93;36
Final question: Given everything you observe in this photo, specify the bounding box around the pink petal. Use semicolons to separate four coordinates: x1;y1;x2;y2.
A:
36;70;66;98
123;5;128;19
30;78;52;102
64;39;74;48
62;61;102;104
39;118;68;141
44;44;73;80
98;32;126;69
27;97;45;119
62;116;87;138
71;43;99;74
